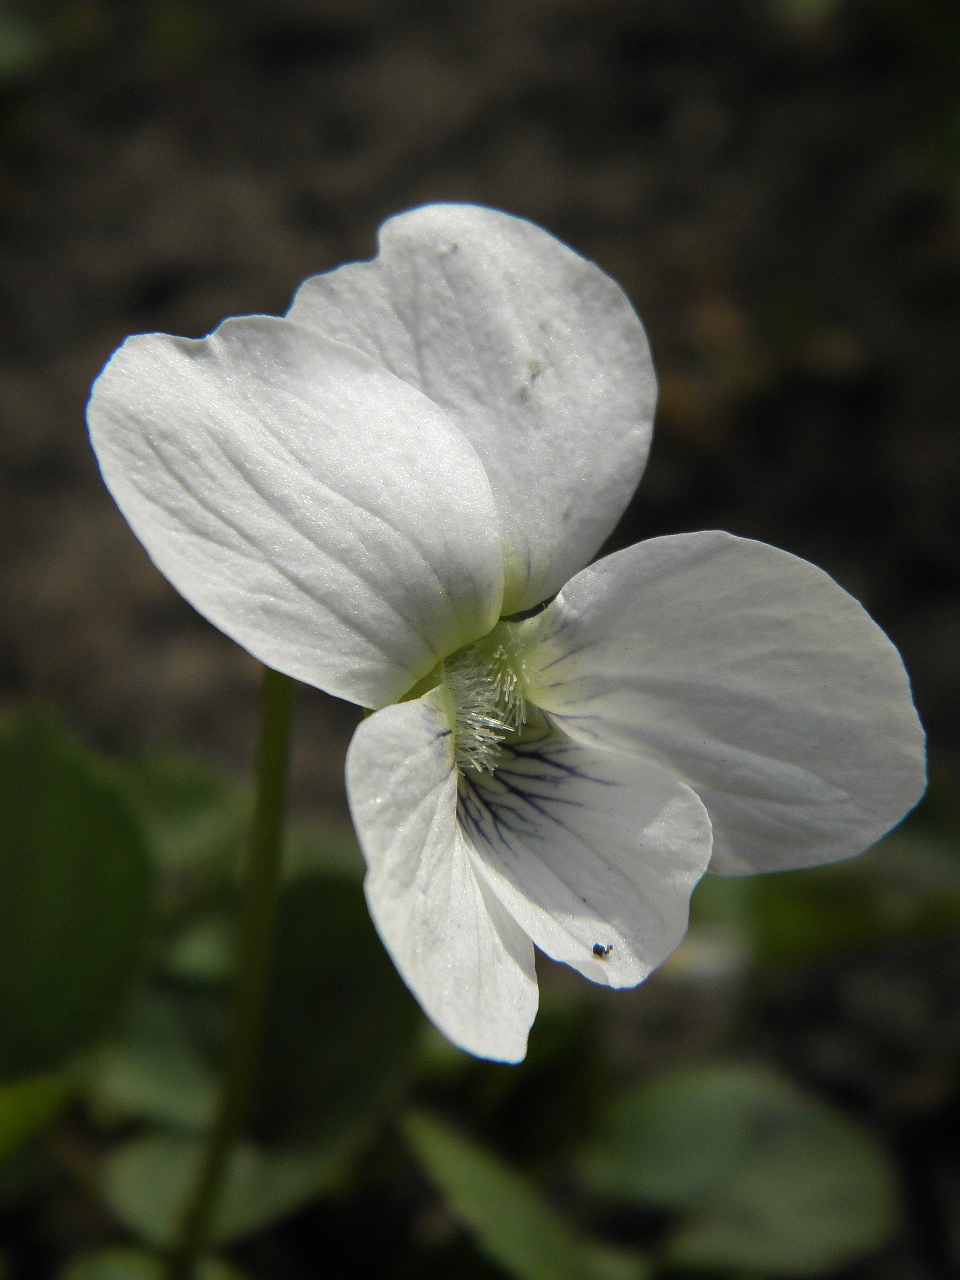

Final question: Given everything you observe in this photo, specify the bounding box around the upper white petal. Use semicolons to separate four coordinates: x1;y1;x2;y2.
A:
345;690;538;1062
87;315;504;708
288;203;656;614
524;532;926;875
460;726;712;987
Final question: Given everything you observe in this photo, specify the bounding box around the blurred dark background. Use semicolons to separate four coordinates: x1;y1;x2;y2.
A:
3;2;960;1276
3;0;960;811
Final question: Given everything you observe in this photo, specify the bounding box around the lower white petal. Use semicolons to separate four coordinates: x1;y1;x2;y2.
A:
459;726;712;987
525;532;926;876
345;691;538;1063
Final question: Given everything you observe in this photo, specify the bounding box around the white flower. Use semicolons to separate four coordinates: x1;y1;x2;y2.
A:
87;203;926;1063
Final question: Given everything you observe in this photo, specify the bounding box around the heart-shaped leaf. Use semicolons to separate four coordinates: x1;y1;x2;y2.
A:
0;711;154;1080
102;1130;364;1247
581;1062;900;1276
251;873;423;1146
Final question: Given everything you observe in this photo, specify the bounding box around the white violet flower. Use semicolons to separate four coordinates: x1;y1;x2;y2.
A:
87;203;926;1062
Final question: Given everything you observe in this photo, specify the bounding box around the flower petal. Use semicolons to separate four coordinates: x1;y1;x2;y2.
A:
459;726;712;986
87;316;504;708
525;533;926;875
288;204;655;614
345;690;538;1062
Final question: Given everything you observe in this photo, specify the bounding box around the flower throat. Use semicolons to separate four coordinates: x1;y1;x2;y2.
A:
443;623;531;775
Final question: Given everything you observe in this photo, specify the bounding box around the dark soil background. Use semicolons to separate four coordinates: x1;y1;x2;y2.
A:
4;0;960;805
2;1;960;1276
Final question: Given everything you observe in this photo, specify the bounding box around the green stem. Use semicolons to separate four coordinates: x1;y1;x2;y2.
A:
167;666;295;1280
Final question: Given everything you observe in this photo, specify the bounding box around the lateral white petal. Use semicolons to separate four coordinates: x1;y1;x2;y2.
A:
87;316;504;708
525;533;926;875
288;203;655;613
460;726;712;987
346;691;538;1063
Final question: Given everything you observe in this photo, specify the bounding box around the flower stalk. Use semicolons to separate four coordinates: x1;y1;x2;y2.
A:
167;665;295;1280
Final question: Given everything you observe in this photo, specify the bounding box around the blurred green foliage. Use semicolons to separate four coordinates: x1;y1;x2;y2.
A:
124;753;248;886
1;707;957;1278
0;711;154;1081
102;1132;360;1250
252;874;421;1146
61;1248;246;1280
403;1110;650;1280
691;820;960;969
0;0;215;90
580;1063;900;1275
0;1069;77;1165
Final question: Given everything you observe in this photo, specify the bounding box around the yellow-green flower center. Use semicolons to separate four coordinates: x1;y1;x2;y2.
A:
443;621;533;775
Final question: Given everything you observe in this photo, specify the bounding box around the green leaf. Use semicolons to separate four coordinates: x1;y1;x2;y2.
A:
0;710;154;1080
160;915;234;985
102;1130;362;1247
59;1247;246;1280
692;826;960;966
60;1251;162;1280
98;874;420;1246
282;818;364;882
403;1111;649;1280
88;991;217;1132
581;1063;900;1276
0;1067;76;1163
123;754;247;880
93;873;420;1156
251;874;422;1145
